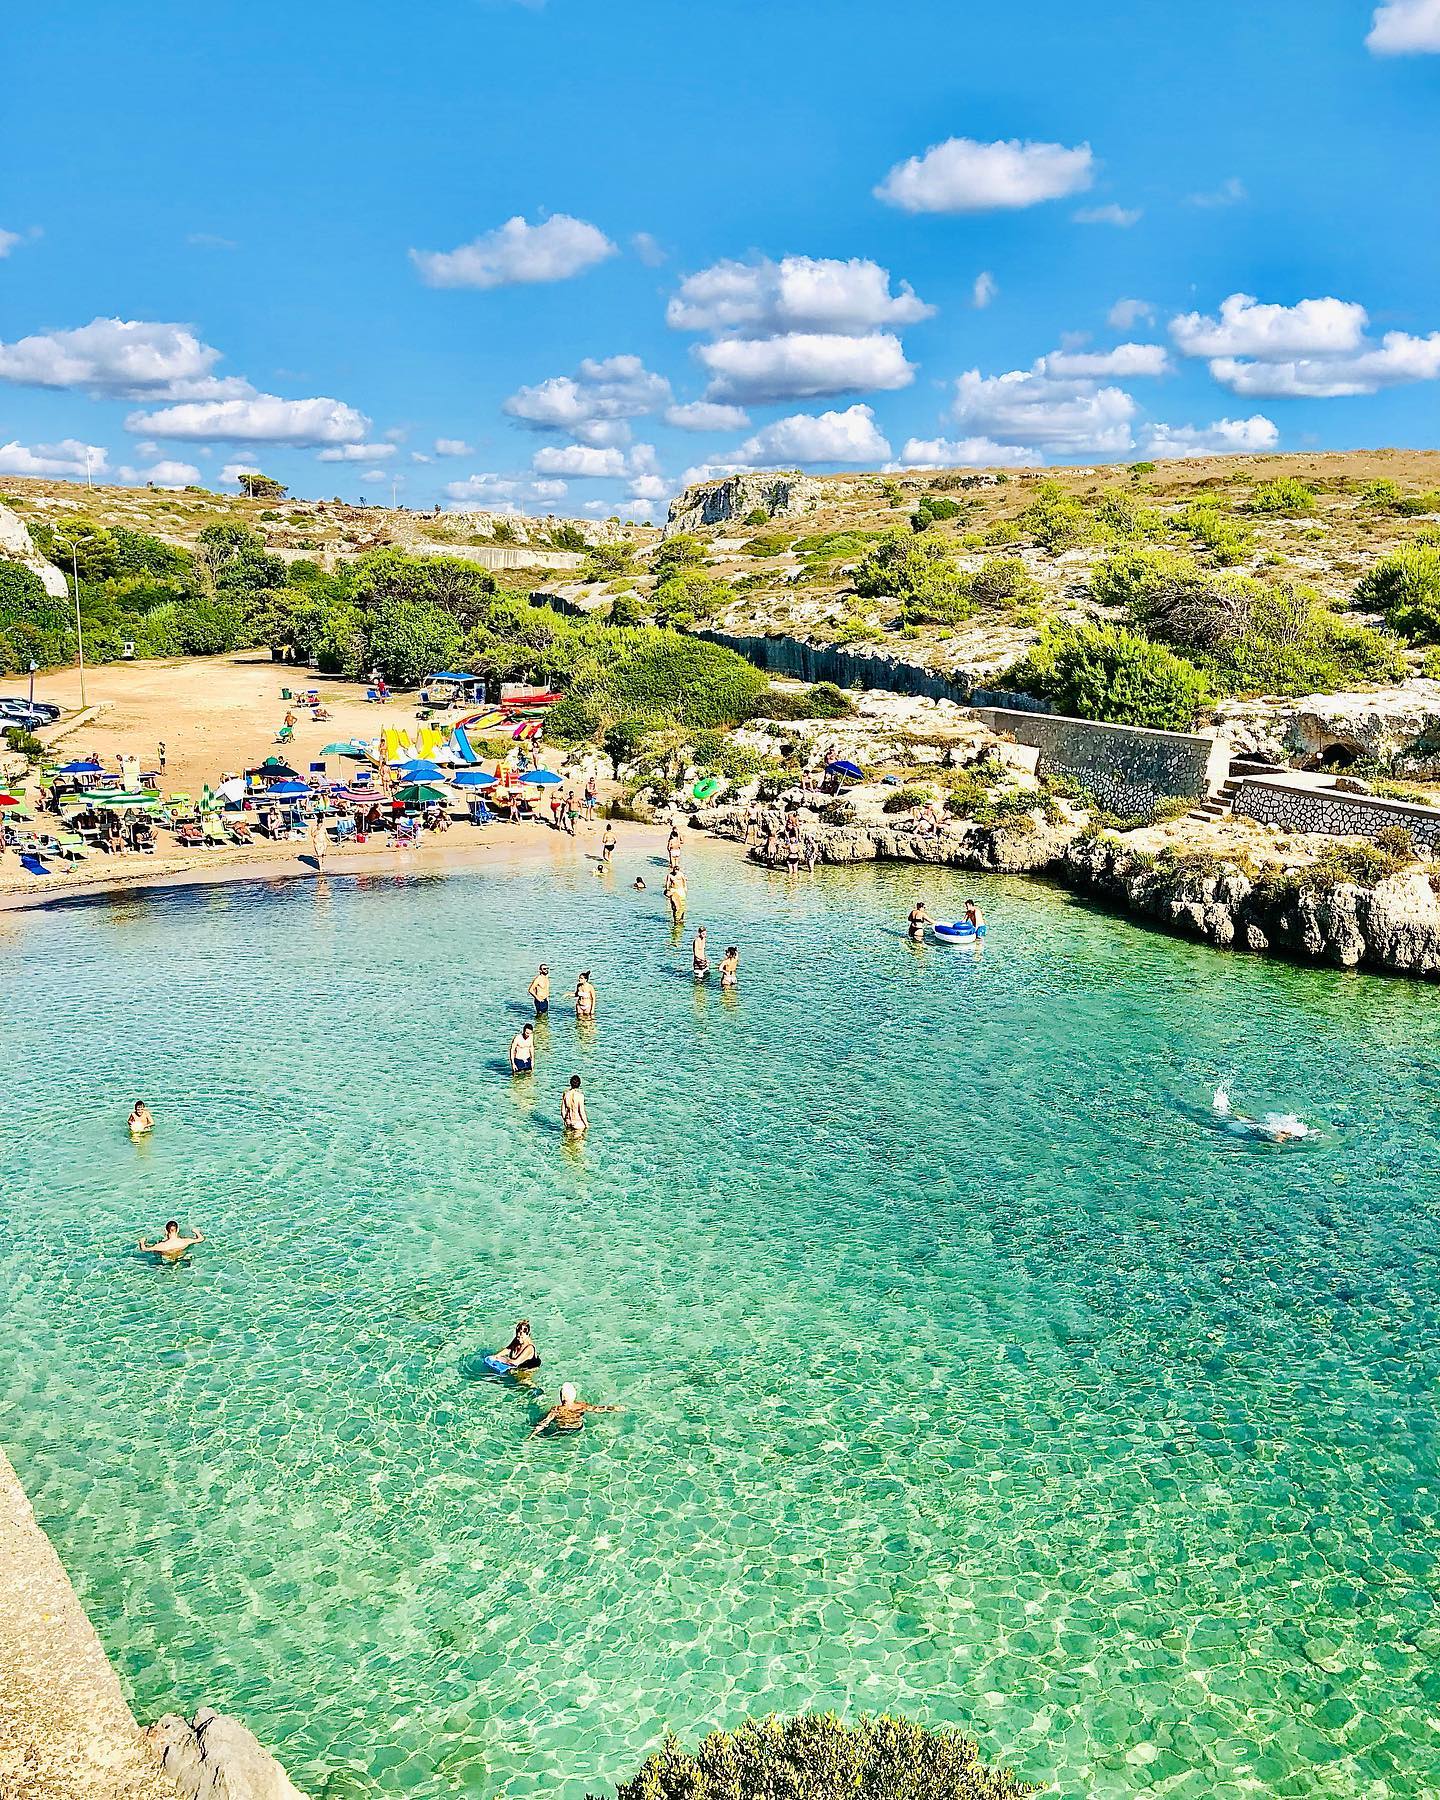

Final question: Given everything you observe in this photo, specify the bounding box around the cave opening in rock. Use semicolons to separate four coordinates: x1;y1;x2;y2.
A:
1309;741;1361;772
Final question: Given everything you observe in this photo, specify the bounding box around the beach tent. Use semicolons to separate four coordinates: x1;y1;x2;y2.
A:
420;673;485;708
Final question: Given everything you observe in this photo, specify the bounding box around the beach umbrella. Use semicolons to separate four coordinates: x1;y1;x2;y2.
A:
265;780;311;798
248;758;301;780
394;782;449;805
397;759;447;781
58;759;103;776
91;791;160;811
453;770;497;789
826;759;865;781
522;769;563;786
0;793;22;807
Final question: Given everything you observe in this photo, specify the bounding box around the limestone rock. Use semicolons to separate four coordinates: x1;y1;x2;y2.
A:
666;473;822;535
0;502;69;600
1218;681;1440;772
149;1709;308;1800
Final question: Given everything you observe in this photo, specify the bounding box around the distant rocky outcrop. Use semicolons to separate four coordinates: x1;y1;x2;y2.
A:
666;472;822;536
149;1710;308;1800
1218;680;1440;773
0;501;69;599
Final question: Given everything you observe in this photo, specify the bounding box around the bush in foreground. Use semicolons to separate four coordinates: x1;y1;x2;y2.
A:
1354;544;1440;644
596;1714;1035;1800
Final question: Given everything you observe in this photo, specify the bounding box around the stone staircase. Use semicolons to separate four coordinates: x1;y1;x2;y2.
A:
1187;759;1284;825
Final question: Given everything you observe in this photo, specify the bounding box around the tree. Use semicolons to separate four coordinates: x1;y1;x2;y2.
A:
238;472;287;500
652;534;706;582
595;1714;1035;1800
853;531;971;624
1354;544;1440;643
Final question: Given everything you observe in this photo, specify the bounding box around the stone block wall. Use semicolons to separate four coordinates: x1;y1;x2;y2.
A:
1234;778;1440;847
972;707;1230;815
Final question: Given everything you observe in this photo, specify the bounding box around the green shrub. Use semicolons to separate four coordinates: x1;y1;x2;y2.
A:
758;682;855;721
966;556;1043;609
1173;503;1254;565
1394;490;1440;518
1019;483;1098;553
652;568;731;626
1094;490;1162;542
1354;544;1440;643
743;533;792;557
742;507;770;527
853;531;971;624
580;542;639;582
1006;620;1211;730
882;784;932;813
911;494;964;532
1358;479;1401;509
1248;478;1315;516
652;534;707;582
608;593;646;628
1129;461;1157;477
597;1713;1035;1800
3;725;44;762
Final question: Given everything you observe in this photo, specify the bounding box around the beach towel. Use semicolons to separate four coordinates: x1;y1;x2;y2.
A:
19;852;50;876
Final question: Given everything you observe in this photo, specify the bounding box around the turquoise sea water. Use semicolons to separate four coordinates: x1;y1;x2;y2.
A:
2;841;1439;1800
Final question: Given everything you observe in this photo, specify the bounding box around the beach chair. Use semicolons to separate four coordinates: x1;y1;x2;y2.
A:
202;816;228;846
174;822;206;848
467;798;493;826
364;687;387;704
18;851;50;876
228;819;255;845
394;817;420;848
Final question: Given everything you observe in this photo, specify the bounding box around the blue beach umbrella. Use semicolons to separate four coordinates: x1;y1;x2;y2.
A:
826;759;865;781
522;769;563;786
454;770;497;789
58;759;104;776
265;780;311;798
398;759;447;781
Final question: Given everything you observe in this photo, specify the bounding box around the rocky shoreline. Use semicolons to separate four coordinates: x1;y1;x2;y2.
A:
696;806;1440;981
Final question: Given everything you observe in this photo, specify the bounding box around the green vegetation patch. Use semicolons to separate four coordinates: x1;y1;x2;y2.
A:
1354;543;1440;644
1006;619;1212;731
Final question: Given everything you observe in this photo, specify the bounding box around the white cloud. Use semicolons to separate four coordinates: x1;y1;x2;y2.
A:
1108;298;1154;330
972;271;998;310
444;472;569;508
1171;293;1367;359
728;404;891;468
951;369;1137;453
502;353;670;438
410;213;616;289
1368;0;1440;51
698;331;913;403
664;400;751;432
626;472;671;502
359;470;388;483
316;441;398;462
631;231;667;267
532;443;628;477
667;254;932;337
1145;415;1279;458
411;452;433;464
128;393;370;445
875;135;1094;214
1210;334;1440;398
221;463;260;485
0;228;21;258
1189;177;1247;209
116;459;203;486
896;436;1042;469
1073;204;1141;227
434;438;475;456
1040;342;1171;378
0;438;109;478
0;317;245;399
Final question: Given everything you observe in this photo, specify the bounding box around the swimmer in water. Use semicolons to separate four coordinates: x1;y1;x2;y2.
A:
907;901;932;941
528;1381;619;1438
493;1318;541;1371
1212;1087;1313;1144
138;1220;204;1261
128;1099;154;1135
601;824;617;866
692;925;710;978
561;1074;589;1135
528;965;550;1017
574;971;596;1019
720;945;739;989
509;1023;536;1074
665;867;687;921
633;876;646;891
964;898;985;931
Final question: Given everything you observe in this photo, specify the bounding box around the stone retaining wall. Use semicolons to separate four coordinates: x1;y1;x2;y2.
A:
1234;777;1440;847
695;627;1038;711
971;708;1230;815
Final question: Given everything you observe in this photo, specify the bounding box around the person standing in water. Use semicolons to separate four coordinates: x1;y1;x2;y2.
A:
601;823;617;866
667;823;684;869
692;925;709;978
720;945;739;989
964;899;985;931
665;867;687;921
561;1075;589;1135
528;1381;619;1438
528;966;550;1017
574;971;597;1019
509;1023;536;1074
128;1099;154;1136
907;901;933;941
308;815;329;872
138;1220;204;1261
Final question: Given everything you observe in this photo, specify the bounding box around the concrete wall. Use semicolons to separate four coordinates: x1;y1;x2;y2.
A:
696;627;1039;712
1235;776;1440;847
972;706;1231;815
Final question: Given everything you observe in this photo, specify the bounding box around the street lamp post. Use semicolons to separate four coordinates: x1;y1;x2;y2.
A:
27;660;37;709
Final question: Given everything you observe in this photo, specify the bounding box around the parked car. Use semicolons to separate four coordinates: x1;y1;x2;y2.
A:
0;700;60;728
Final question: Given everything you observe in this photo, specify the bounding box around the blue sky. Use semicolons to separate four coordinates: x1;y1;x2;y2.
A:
3;0;1438;520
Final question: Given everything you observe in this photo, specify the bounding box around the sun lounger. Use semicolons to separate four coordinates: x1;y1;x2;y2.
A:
228;819;254;845
18;852;50;876
174;823;206;847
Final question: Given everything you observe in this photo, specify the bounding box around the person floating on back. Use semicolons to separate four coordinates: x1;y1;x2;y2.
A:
139;1220;204;1261
528;1381;619;1438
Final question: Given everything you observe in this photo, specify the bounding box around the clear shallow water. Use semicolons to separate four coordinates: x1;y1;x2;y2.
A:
2;844;1439;1800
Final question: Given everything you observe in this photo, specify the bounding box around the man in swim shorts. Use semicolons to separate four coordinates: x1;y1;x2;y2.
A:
529;1381;619;1437
692;925;709;978
561;1075;589;1135
139;1221;204;1261
509;1023;536;1073
528;966;550;1016
601;824;617;865
964;899;985;930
